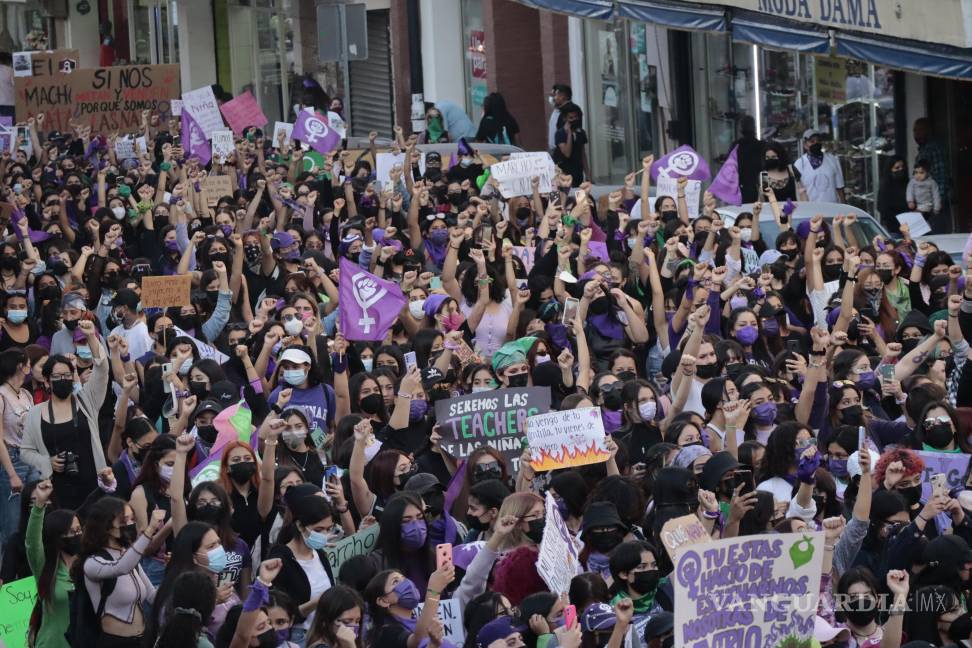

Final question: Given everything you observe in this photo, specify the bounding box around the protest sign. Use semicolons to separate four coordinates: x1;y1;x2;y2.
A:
0;126;15;156
415;599;465;645
13;49;80;78
710;145;742;205
650;144;711;182
526;407;609;471
917;450;971;500
0;576;37;648
489;152;555;198
656;173;701;217
536;491;581;595
219;91;268;135
511;245;535;273
673;533;823;648
173;326;230;364
203;175;234;206
170;98;183;116
114;135;136;160
182;85;224;138
211;130;235;163
897;211;931;238
323;524;380;573
272;121;294;145
435;387;551;472
183;109;211;165
15;64;180;132
140;274;191;308
375;152;407;189
586;241;609;263
659;514;710;561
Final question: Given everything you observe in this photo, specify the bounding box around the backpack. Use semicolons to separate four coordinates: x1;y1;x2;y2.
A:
65;550;117;647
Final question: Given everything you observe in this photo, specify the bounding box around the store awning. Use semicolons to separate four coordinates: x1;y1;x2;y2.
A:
730;13;830;54
836;32;972;80
514;0;615;20
617;0;727;32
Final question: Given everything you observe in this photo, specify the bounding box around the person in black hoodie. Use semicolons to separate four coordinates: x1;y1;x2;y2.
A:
878;156;910;235
735;115;765;203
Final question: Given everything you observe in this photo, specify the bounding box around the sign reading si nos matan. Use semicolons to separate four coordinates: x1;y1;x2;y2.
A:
15;64;181;132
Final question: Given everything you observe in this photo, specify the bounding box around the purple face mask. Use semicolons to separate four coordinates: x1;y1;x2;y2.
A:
729;295;748;311
400;519;428;550
409;399;429;422
761;319;780;337
392;577;421;609
735;325;759;346
751;402;778;425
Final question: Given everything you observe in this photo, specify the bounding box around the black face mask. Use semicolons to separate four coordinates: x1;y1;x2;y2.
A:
660;210;678;223
877;269;894;285
229;461;256;484
359;393;384;415
586;529;623;553
61;535;81;556
130;444;147;463
822;264;842;282
429;388;451;403
631;569;660;595
118;523;138;546
473;463;502;483
809;144;823;156
843;601;878;627
189;380;209;398
196;424;218;445
900;338;920;355
63;318;79;331
839;405;864;426
616;370;636;382
526;518;545;544
892;169;907;180
256;629;278;648
925;423;954;449
695;363;721;380
209;252;230;267
244;245;262;266
764;158;781;171
467;514;492;531
602;389;623;411
194;502;223;523
51;378;74;400
507;373;529;388
898;485;923;507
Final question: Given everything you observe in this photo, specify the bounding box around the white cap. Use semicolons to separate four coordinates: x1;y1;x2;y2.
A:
847;448;880;479
802;127;822;141
278;348;312;366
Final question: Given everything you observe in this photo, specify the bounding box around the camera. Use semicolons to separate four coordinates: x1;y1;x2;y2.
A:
62;451;79;477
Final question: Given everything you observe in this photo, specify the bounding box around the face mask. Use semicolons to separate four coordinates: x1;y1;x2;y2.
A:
429;229;449;245
256;629;277;648
856;371;877;391
201;545;227;573
111;206;126;220
360;393;384;415
244;245;262;266
467;514;492;531
602;389;623;411
526;518;545;544
761;319;780;337
179;358;193;375
118;523;137;546
839;404;864;425
752;402;778;425
51;378;74;400
196;424;217;444
282;429;307;448
284;318;304;336
283;369;307;386
194;502;222;523
393;578;421;610
159;464;174;482
639;401;657;421
276;629;292;644
660;209;678;223
6;309;27;324
627;237;638;249
189;380;209;398
442;312;465;332
586;529;623;553
229;461;256;484
409;300;426;319
843;601;879;627
898;484;922;507
739;227;752;243
809;144;823;156
75;345;93;360
729;295;748;311
735;325;759;346
900;338;920;355
507;373;529;388
828;458;849;479
819;263;841;282
409;399;429;422
304;528;329;551
361;358;374;373
877;269;894;285
400;519;428;550
63;318;79;331
631;569;660;594
925;423;955;449
61;535;81;556
695;363;720;380
616;370;636;382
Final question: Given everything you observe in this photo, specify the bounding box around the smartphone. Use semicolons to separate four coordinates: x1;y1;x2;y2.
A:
563;297;579;325
879;364;895;383
564;605;577;630
759;171;769;194
436;543;453;571
480;224;493;247
780;211;789;225
931;473;948;498
734;469;755;494
404;351;418;373
173;135;182;148
786;339;801;356
858;426;867;450
324;465;340;481
429;276;442;290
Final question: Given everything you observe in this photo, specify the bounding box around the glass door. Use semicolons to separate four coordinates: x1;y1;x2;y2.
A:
128;0;178;65
227;0;292;124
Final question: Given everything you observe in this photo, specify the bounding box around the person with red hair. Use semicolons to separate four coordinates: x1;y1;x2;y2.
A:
874;447;926;518
219;435;275;555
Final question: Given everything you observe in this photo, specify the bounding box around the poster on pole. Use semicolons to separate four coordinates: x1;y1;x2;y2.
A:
489;152;556;198
182;85;224;139
535;491;581;595
526;407;609;471
673;533;823;648
15;64;181;132
434;387;551;472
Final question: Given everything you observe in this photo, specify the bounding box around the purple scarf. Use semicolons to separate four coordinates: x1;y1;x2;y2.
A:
588;313;625;340
424;237;448;268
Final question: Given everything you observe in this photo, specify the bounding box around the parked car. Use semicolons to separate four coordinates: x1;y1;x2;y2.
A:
715;202;890;247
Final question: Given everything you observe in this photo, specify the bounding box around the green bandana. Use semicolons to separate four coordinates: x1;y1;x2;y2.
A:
922;443;962;454
427;116;445;143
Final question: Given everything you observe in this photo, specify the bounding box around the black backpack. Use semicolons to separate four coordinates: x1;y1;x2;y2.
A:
65;550;117;647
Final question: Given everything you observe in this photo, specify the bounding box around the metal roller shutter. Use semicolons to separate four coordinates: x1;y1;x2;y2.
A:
349;9;393;138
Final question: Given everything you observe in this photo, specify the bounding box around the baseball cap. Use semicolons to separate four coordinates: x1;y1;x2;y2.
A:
193;400;222;420
112;288;140;310
802;128;822;141
700;451;741;492
476;617;523;648
580;603;616;632
643;612;674;641
425;151;442;164
279;347;312;366
421;366;447;390
814;616;850;643
270;231;296;250
209;380;239;408
758;249;784;267
404;472;444;496
469;479;511;509
847;449;879;480
922;534;972;566
580;502;627;537
61;292;87;312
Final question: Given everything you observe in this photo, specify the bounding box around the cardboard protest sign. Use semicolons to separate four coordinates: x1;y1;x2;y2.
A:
272;121;293;145
375;152;407;189
170;98;183;116
489;152;555;198
140;274;191;308
435;387;551;472
536;491;581;595
656;173;701;217
324;524;380;573
173;325;230;364
13;49;80;78
917;450;971;500
114;135;136;160
673;533;823;648
0;576;37;648
211;130;235;162
182;85;224;138
219;91;268;135
15;63;180;132
526;407;609;471
203;175;234;206
415;599;465;645
659;514;710;560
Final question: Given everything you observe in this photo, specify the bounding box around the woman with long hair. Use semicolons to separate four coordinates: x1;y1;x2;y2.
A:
129;434;183;587
476;92;519;145
153;571;217;648
0;347;43;543
304;585;365;648
277;408;325;487
369;491;435;594
218;438;275;552
364;565;455;648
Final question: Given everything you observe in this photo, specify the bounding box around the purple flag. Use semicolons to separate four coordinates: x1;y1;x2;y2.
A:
338;257;408;341
650;144;711;182
709;145;742;205
292;110;341;154
182;109;211;166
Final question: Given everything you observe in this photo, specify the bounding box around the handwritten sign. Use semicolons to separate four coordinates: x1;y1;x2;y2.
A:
435;387;550;472
272;121;293;145
896;211;931;238
490;152;555;198
536;491;581;595
673;533;823;648
323;523;380;573
511;245;536;273
13;49;80;78
659;514;710;560
526;407;609;471
140;274;191;308
211;130;235;163
0;577;38;648
219;91;268;135
656;173;701;217
15;63;180;132
917;450;971;500
203;175;233;206
114;135;136;160
170;98;183;116
182;86;224;138
375;152;407;190
415;599;465;645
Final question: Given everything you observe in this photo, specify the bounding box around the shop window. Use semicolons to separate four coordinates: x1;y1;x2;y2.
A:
461;0;486;118
583;20;633;184
127;0;179;65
